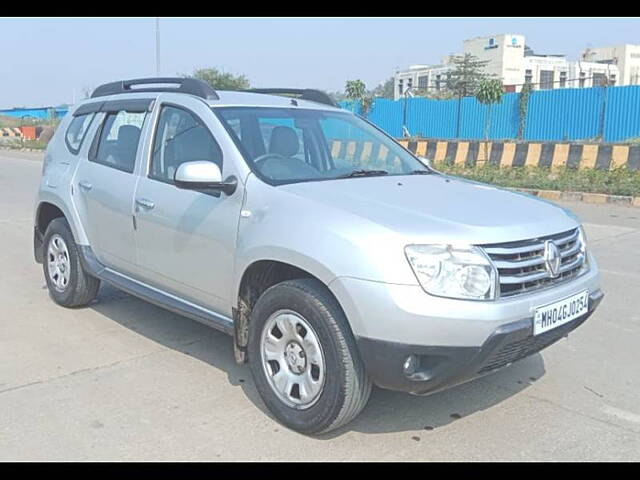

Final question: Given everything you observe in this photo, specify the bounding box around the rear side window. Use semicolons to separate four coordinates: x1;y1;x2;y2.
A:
91;110;146;173
65;113;94;154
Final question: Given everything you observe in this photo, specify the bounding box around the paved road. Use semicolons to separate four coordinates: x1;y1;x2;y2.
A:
1;150;639;461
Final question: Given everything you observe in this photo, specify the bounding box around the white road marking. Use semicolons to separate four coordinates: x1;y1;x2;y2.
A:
602;405;640;425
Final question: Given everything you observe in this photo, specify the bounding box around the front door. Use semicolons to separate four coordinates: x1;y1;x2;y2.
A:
74;106;149;276
133;101;243;316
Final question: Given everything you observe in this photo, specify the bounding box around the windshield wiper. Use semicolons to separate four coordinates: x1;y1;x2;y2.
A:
409;169;433;175
337;169;389;178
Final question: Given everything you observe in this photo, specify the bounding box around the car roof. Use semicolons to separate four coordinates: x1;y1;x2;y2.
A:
207;90;343;112
72;89;344;114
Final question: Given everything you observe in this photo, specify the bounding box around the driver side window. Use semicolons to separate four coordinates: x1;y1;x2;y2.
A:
150;105;222;184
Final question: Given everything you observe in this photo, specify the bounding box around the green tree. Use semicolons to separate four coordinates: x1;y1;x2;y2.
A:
371;77;395;99
518;81;533;140
345;79;366;101
476;78;504;158
187;67;250;90
417;89;457;100
447;53;491;97
345;79;373;115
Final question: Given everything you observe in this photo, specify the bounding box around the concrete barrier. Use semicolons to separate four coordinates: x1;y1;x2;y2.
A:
396;139;639;170
0;127;22;138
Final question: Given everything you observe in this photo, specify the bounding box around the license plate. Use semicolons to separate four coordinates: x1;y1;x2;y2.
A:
533;290;589;336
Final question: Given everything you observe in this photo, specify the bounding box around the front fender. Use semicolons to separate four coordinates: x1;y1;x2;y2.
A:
233;245;339;303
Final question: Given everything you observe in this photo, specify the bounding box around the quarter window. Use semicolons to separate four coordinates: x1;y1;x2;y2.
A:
92;110;146;173
150;105;222;184
65;113;94;154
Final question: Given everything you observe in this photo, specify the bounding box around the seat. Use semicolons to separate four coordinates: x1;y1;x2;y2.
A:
161;125;220;181
268;126;299;158
111;124;141;171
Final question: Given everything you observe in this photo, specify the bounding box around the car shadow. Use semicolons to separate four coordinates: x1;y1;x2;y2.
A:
89;283;546;438
323;355;545;439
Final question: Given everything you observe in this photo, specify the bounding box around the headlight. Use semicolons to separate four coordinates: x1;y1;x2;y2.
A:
578;225;589;268
405;244;497;300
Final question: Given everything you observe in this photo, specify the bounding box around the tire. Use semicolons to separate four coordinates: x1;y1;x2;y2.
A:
42;217;100;308
247;278;372;435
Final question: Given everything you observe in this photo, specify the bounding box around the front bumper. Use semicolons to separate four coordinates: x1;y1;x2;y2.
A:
355;290;604;394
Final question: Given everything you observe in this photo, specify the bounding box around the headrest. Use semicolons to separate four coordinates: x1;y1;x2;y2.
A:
117;125;141;147
268;126;299;157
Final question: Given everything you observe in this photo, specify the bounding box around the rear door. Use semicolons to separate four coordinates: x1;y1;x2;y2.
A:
74;99;152;276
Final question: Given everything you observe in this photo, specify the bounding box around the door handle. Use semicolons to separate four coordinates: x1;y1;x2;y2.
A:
78;181;93;191
135;198;155;210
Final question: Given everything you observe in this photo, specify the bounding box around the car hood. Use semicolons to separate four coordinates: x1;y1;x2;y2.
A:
280;173;578;245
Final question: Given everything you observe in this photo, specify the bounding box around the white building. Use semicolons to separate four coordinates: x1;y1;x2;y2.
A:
582;44;640;86
393;34;624;99
464;34;527;89
395;62;453;100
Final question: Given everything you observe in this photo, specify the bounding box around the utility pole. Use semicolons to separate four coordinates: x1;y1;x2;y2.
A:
155;18;160;76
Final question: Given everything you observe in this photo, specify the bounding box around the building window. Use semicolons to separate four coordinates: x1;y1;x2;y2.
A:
540;70;554;89
579;72;586;88
524;69;533;85
592;73;607;87
418;75;428;89
610;74;617;86
559;71;567;88
435;74;441;91
398;79;403;95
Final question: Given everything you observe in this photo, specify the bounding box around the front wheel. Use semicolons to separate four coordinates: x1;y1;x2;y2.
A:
247;278;372;434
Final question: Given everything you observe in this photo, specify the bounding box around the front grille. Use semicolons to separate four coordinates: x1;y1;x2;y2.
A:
482;228;587;298
477;317;584;375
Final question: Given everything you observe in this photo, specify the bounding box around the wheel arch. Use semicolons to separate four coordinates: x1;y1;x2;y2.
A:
232;256;347;365
35;190;89;243
34;201;70;264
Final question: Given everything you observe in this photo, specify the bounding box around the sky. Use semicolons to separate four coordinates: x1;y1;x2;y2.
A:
0;17;639;109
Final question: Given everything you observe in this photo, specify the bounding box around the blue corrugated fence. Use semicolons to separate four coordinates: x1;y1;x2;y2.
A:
0;107;68;120
340;85;640;143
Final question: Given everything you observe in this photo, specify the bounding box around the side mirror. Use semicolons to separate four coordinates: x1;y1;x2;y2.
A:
174;161;237;195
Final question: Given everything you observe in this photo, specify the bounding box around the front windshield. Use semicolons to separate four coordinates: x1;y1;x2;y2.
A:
213;107;429;185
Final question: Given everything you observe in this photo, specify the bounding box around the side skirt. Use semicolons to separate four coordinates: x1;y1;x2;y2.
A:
77;245;234;336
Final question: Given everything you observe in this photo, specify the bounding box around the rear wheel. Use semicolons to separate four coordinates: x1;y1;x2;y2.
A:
248;278;372;434
42;217;100;308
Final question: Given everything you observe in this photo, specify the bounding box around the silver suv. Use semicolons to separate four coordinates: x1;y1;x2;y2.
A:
34;77;603;434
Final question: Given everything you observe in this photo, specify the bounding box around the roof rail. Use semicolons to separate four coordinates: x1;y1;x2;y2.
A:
245;88;338;107
91;77;219;100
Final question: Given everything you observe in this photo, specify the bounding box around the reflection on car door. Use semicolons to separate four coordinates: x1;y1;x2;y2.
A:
133;101;243;316
74;104;149;276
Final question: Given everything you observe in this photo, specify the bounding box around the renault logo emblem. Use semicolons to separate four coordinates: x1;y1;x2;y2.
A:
544;240;561;278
